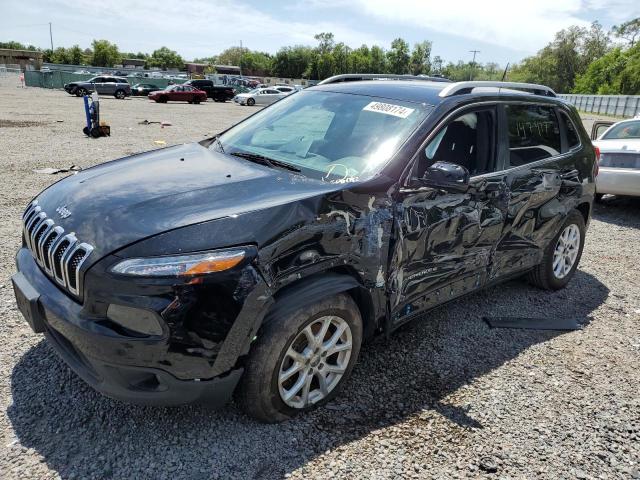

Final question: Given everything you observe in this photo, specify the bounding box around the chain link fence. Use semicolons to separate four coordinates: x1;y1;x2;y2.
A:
559;94;640;118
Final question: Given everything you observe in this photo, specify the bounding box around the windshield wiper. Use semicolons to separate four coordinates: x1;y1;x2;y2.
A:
230;151;301;172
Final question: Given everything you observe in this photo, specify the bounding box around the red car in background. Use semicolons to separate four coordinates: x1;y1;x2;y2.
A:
148;85;207;104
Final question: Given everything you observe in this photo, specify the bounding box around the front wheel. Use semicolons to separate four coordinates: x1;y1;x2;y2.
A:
114;89;126;99
75;88;88;97
236;293;362;422
528;209;586;290
246;97;255;106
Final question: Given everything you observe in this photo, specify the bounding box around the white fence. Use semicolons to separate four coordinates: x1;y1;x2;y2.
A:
559;94;640;118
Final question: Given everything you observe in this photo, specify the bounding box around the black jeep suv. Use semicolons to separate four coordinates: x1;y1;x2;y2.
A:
13;76;596;422
183;79;236;102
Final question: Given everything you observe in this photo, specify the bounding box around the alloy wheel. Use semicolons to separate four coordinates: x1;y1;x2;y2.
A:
552;224;581;279
278;315;352;409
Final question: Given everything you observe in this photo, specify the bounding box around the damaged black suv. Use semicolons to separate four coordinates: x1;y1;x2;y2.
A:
13;75;596;422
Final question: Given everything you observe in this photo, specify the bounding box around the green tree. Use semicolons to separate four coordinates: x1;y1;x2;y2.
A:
508;21;612;92
387;38;410;74
91;39;120;67
612;18;640;47
273;46;314;78
369;45;387;73
0;41;37;50
68;45;85;65
147;46;183;70
409;41;432;75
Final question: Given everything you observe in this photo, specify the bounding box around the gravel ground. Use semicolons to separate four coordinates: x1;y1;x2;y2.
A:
0;75;639;479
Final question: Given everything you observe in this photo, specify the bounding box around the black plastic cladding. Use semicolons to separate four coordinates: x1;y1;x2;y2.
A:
16;83;596;387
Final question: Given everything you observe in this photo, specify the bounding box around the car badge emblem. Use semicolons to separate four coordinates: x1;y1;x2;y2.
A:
56;205;72;219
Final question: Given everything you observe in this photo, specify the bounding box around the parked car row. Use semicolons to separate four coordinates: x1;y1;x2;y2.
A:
62;76;236;103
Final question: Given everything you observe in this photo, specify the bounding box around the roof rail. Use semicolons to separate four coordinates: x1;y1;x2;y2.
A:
438;81;556;98
318;73;452;85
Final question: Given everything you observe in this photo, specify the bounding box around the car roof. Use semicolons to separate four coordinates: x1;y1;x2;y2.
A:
310;79;564;107
311;80;446;105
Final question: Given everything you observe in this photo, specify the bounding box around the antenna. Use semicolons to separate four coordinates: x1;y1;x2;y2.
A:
501;63;509;81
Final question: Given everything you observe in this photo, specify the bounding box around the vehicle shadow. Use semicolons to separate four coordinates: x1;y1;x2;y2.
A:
592;196;640;229
7;270;608;479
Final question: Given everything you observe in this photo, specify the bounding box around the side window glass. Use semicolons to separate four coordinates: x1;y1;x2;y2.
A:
506;104;561;167
418;108;496;177
560;111;580;150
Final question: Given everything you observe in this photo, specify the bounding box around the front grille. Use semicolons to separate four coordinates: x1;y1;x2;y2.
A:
22;201;94;298
600;152;640;169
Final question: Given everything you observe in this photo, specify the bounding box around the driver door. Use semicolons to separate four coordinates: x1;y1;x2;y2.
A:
388;105;510;325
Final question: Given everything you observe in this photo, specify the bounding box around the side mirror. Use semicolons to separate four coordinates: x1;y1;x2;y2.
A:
422;161;470;192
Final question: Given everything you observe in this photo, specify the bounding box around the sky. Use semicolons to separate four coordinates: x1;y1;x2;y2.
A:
2;0;639;66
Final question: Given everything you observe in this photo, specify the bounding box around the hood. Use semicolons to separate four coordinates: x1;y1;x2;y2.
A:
34;143;341;261
593;138;640;153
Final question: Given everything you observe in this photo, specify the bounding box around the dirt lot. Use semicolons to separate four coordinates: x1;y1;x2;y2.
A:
0;75;639;479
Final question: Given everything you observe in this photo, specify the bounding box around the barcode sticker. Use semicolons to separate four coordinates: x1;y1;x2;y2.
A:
363;101;415;118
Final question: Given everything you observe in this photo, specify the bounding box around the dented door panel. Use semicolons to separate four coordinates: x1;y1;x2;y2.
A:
388;176;508;324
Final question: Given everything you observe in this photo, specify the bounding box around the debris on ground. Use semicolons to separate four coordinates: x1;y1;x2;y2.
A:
153;140;167;146
32;165;82;175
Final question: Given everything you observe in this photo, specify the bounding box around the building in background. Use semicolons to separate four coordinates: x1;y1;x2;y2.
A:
0;49;43;71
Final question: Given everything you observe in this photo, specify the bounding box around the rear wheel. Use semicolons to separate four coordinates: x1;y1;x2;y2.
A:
528;209;586;290
114;89;126;99
158;96;168;103
236;293;362;422
246;97;255;106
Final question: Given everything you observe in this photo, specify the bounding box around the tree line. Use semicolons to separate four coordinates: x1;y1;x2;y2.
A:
2;17;639;93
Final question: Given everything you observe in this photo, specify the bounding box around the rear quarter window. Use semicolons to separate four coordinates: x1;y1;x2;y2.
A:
506;104;561;167
559;111;581;150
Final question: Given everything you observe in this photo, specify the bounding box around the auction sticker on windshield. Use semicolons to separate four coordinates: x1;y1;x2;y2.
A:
363;101;415;118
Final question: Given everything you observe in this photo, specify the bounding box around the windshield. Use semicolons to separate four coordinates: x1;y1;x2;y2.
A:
214;90;431;181
602;120;640;140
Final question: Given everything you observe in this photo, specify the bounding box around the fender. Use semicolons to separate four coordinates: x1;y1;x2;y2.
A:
264;272;362;324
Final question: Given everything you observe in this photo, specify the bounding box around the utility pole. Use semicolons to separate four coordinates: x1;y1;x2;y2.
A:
469;49;480;80
49;22;53;51
239;40;243;78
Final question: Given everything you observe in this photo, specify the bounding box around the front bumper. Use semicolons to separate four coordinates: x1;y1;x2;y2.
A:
597;167;640;197
13;248;271;406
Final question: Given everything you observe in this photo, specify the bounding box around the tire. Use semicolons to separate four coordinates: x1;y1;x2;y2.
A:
158;96;168;103
246;97;255;106
528;209;586;290
594;193;604;203
193;97;201;104
75;88;88;97
114;89;126;99
236;293;362;423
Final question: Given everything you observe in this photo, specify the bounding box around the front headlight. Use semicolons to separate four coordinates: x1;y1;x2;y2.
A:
110;248;247;277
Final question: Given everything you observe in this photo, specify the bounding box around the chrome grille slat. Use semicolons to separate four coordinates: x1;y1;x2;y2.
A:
21;203;93;299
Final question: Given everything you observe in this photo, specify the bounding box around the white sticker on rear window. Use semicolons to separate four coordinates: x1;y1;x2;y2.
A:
363;101;415;118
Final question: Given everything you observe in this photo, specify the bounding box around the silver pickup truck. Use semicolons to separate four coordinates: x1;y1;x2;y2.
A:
63;76;131;99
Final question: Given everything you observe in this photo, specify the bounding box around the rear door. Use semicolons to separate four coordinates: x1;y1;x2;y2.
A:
100;78;117;95
389;104;509;324
491;102;577;279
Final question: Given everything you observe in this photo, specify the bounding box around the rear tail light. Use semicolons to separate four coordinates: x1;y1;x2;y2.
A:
594;146;600;177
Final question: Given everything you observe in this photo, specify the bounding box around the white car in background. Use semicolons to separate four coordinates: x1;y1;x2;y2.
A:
273;85;297;94
591;118;640;201
233;87;287;106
